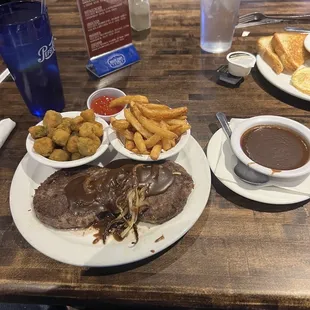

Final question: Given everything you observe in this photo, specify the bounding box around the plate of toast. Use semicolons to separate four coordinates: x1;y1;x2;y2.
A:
256;33;310;101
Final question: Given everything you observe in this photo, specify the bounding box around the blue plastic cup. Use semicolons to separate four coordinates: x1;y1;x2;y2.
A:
0;1;65;117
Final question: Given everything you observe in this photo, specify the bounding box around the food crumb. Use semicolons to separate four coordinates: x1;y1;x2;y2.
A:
150;250;155;253
242;31;250;37
155;235;165;243
28;209;31;212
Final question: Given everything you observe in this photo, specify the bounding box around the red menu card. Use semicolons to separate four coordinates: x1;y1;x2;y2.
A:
77;0;132;58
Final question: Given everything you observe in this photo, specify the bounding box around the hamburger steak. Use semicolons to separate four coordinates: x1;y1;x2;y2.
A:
33;160;194;232
33;166;109;229
139;161;194;224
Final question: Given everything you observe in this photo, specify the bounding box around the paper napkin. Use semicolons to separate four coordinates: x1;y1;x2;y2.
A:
0;118;16;149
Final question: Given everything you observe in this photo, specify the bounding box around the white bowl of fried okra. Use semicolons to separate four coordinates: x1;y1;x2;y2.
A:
26;109;109;168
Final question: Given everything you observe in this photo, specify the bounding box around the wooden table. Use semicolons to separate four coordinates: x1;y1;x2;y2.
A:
1;0;310;308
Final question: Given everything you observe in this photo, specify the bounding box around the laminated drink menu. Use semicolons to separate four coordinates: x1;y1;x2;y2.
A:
77;0;140;78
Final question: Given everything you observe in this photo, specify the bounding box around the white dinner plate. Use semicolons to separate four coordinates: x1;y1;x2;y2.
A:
256;54;310;102
207;129;309;204
10;136;211;267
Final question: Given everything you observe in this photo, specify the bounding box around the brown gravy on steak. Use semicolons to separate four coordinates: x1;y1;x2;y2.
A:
241;125;310;170
64;160;175;212
65;159;175;244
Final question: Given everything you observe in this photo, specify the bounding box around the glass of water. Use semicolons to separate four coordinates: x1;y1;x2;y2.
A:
200;0;241;53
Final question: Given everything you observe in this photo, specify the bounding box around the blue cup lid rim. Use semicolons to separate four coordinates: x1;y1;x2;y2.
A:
0;0;47;26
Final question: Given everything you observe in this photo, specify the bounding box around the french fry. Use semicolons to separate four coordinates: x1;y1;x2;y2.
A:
177;116;187;120
134;104;161;128
125;139;135;151
131;148;149;155
160;121;172;151
166;119;188;126
150;144;162;160
130;105;177;139
174;123;191;136
134;132;147;153
140;105;188;120
118;129;134;140
145;134;162;148
170;139;176;147
109;95;149;108
111;119;130;130
124;109;152;139
141;103;170;110
167;124;182;132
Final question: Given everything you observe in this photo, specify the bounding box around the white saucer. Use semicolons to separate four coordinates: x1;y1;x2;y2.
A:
207;128;310;204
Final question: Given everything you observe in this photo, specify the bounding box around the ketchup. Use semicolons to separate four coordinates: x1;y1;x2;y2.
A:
90;96;123;116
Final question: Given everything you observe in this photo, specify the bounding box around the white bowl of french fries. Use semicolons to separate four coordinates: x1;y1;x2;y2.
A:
107;96;191;161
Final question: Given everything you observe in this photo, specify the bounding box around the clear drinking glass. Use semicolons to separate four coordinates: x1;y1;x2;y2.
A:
200;0;241;53
0;1;65;117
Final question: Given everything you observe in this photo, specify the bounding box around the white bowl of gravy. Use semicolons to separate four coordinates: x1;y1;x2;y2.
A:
231;115;310;178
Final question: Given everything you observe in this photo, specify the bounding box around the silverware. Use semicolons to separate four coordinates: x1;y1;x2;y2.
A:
239;12;310;24
285;26;310;33
216;112;270;186
236;18;284;29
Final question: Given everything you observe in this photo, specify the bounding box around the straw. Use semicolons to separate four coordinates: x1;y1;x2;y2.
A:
41;0;46;14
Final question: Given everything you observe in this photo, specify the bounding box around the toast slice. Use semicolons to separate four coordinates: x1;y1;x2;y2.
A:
257;36;284;74
272;33;310;73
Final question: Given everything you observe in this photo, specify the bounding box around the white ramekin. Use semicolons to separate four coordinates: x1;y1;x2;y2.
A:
87;87;126;122
226;51;256;77
230;115;310;178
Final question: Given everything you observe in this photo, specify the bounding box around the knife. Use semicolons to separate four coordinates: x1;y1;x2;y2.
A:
236;18;284;29
285;26;310;33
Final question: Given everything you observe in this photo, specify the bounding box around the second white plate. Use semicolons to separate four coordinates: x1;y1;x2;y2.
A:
207;128;310;205
256;54;310;102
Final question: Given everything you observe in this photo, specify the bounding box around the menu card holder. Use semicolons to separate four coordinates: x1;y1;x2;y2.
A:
77;0;140;78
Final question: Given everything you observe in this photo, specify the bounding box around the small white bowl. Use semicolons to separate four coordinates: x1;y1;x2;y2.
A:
227;51;256;77
86;87;126;122
26;111;109;169
107;110;191;161
231;115;310;179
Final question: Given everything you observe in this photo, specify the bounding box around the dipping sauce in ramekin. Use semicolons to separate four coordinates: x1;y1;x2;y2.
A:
90;95;123;116
86;88;126;122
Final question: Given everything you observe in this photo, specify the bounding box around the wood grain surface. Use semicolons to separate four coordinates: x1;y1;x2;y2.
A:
1;0;310;308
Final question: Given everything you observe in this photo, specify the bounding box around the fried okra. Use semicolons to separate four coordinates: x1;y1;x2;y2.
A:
77;136;100;156
80;109;95;122
33;137;54;157
49;149;70;161
71;116;84;132
66;135;79;153
52;129;70;146
43;110;62;128
28;125;47;139
56;122;71;134
93;121;103;137
71;152;83;160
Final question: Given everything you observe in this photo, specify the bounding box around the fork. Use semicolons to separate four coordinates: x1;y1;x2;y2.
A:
239;12;310;24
